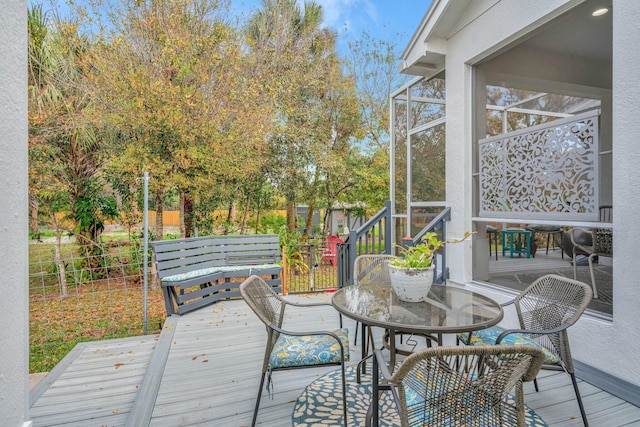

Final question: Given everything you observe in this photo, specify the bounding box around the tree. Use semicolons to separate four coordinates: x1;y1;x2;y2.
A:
247;0;339;235
306;59;362;238
345;32;407;149
87;0;267;240
29;4;122;294
342;32;409;214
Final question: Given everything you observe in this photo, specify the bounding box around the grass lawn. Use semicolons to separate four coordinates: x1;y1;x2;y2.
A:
29;275;167;373
29;236;167;373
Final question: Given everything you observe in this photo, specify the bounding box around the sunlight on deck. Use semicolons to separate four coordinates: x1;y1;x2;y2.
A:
30;292;637;426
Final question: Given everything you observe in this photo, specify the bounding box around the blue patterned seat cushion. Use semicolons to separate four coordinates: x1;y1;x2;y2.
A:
218;264;281;274
270;328;350;369
162;264;281;283
458;328;560;365
292;365;548;426
162;267;221;283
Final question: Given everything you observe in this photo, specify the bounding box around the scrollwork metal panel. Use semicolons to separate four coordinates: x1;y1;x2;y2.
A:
478;111;600;220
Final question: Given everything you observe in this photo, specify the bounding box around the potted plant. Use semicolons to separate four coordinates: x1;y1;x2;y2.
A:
389;231;473;302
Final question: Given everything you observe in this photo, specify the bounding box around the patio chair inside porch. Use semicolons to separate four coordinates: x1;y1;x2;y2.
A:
572;204;612;299
569;227;613;299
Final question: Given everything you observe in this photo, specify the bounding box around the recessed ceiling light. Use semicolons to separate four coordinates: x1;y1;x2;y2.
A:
592;7;609;16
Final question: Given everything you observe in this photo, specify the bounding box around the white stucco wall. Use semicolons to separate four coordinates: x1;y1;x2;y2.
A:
0;1;30;426
441;0;640;386
444;0;574;285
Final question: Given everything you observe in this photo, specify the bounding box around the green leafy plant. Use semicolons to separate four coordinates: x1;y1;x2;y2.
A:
390;231;474;269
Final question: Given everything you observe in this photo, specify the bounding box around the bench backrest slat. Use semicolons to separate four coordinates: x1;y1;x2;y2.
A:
151;234;279;250
151;234;281;278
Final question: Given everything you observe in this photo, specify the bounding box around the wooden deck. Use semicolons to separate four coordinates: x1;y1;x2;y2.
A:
30;292;639;426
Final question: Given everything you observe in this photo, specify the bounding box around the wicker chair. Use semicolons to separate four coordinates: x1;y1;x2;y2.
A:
352;254;396;343
239;275;349;427
569;227;612;299
351;255;397;380
458;274;593;426
354;254;396;286
372;345;545;426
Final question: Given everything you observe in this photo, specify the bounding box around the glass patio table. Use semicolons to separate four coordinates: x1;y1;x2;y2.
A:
331;281;504;426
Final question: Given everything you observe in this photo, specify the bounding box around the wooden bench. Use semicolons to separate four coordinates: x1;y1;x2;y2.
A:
150;234;282;315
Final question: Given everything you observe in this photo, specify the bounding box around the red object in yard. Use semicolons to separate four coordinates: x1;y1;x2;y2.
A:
321;235;344;267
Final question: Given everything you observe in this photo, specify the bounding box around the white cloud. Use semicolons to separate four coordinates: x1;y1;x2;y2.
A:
315;0;379;33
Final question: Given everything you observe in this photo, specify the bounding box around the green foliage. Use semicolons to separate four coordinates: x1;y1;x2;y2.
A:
249;211;286;234
73;179;119;244
390;232;444;269
278;225;303;247
28;0;399;267
278;225;310;273
390;231;474;269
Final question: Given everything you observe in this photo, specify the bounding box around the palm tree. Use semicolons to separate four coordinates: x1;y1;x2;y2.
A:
246;0;341;235
28;6;119;294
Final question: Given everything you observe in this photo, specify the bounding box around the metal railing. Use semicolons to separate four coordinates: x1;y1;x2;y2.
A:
337;202;452;287
410;207;451;284
282;242;341;293
338;200;392;287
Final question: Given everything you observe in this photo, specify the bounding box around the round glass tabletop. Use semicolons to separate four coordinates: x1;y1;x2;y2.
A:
332;282;503;334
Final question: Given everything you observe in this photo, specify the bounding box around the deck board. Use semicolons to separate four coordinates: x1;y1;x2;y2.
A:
30;292;640;426
30;336;159;427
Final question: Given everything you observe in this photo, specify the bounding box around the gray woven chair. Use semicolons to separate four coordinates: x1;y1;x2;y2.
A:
569;227;612;299
354;254;396;286
239;275;349;427
458;274;593;426
372;345;545;426
352;254;396;343
351;255;397;380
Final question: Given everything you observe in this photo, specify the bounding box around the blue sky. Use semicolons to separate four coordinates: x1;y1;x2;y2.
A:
38;0;432;55
310;0;430;52
230;0;432;53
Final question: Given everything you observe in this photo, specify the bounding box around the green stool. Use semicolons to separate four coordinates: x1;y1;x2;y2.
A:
502;229;531;258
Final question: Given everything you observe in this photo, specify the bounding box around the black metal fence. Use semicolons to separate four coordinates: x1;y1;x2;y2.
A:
282;242;341;293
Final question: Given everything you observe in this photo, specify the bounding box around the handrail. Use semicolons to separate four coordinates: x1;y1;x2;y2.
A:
338;201;392;288
337;203;452;286
412;207;451;244
409;206;452;284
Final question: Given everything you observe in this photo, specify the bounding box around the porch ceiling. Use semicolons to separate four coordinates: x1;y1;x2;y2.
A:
520;0;612;63
401;0;612;77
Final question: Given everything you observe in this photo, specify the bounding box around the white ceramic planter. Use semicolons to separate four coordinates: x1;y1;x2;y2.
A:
388;265;434;302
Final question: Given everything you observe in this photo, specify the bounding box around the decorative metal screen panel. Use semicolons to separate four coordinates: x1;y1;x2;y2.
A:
478;110;600;221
